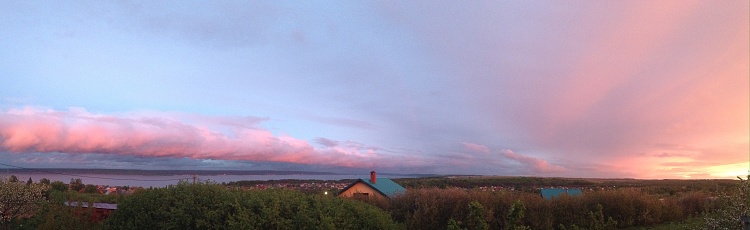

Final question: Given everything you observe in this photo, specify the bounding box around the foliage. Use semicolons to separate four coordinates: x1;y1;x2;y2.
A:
696;176;749;230
467;201;489;230
58;190;124;204
105;181;232;229
50;181;67;192
70;178;85;192
389;188;477;230
14;189;124;230
394;177;738;194
621;217;704;230
1;176;739;229
0;176;49;226
84;184;98;194
105;181;402;229
386;185;718;230
227;179;355;187
442;201;491;230
17;191;103;230
395;177;595;190
506;200;529;230
587;204;617;230
447;218;464;230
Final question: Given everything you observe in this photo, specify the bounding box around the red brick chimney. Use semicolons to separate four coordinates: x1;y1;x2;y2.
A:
370;171;376;184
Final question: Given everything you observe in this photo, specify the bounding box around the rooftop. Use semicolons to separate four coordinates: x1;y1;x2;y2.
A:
64;201;118;210
341;177;406;197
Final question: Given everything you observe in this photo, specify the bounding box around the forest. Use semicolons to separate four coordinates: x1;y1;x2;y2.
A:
1;175;748;229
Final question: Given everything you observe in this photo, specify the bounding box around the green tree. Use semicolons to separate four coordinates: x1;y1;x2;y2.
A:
106;182;402;229
447;218;465;230
8;175;18;183
84;184;98;194
39;178;51;185
70;178;85;192
0;176;49;226
506;200;530;230
698;176;749;230
105;181;230;229
50;181;67;192
20;190;103;230
587;204;617;230
466;201;489;230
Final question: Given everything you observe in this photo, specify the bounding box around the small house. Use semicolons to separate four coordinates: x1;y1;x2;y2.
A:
540;188;583;199
65;201;118;222
338;171;405;199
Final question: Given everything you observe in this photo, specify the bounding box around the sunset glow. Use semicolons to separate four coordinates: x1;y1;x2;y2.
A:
0;1;747;178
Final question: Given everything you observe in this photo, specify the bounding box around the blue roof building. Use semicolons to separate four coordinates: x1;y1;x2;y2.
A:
540;188;583;199
339;171;405;198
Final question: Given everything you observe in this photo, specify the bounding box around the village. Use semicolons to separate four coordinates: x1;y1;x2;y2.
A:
57;172;613;199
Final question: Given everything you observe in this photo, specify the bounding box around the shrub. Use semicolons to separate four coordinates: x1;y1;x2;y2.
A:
105;182;402;229
50;181;67;192
697;176;749;230
0;176;49;226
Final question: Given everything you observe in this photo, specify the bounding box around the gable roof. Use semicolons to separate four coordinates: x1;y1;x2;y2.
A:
340;178;405;197
540;188;583;199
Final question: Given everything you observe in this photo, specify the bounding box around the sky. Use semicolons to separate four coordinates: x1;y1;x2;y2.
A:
0;1;748;179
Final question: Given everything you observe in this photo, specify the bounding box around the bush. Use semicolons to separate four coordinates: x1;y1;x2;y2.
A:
21;198;103;230
83;184;98;194
0;176;48;226
50;181;67;192
386;186;711;230
69;178;85;192
105;182;402;229
697;176;749;230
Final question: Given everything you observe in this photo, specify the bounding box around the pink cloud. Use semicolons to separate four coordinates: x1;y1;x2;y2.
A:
0;107;387;168
462;142;489;153
500;150;566;174
382;1;747;178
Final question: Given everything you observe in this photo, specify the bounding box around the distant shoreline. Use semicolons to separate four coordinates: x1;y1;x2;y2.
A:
0;168;434;178
0;168;431;187
0;168;342;176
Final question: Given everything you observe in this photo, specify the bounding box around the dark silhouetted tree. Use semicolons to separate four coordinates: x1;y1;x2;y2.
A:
70;178;85;192
50;181;67;192
84;184;98;193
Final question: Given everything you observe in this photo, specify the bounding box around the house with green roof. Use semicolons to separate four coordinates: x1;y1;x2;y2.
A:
338;171;405;198
540;188;583;199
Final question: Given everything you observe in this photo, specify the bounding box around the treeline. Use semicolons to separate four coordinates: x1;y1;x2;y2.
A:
393;176;737;194
109;183;400;229
9;182;402;230
226;179;355;187
3;176;747;229
375;188;716;229
394;177;596;190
